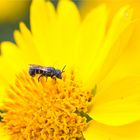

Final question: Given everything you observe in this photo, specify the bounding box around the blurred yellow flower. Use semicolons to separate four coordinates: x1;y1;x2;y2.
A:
80;0;140;19
0;0;30;23
0;0;140;139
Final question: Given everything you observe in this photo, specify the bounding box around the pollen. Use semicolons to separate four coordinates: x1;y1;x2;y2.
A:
0;70;93;140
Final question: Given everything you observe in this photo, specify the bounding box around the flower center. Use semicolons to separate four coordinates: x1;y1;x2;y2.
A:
0;70;93;140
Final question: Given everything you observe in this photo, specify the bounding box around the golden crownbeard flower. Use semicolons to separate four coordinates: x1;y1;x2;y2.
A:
0;0;140;139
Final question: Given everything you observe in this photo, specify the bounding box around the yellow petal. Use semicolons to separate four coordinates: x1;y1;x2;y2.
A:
99;20;140;90
54;0;80;66
90;76;140;126
30;0;56;36
84;120;140;140
30;0;56;65
75;5;107;83
0;42;27;84
0;84;7;106
30;0;81;67
106;5;133;42
87;6;133;86
94;20;136;86
0;128;10;140
16;22;42;64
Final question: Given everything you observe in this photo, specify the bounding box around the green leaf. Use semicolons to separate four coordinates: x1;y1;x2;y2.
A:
0;116;3;122
0;110;7;122
81;132;86;140
75;110;93;122
91;85;97;96
0;110;6;113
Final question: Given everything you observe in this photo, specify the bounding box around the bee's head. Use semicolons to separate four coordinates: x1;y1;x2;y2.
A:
55;65;66;79
29;68;35;77
55;70;62;79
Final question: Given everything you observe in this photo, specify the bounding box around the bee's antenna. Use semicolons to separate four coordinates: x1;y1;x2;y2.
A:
61;65;66;73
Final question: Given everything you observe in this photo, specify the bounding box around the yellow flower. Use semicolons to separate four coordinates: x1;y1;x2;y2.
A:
0;0;140;139
0;0;30;23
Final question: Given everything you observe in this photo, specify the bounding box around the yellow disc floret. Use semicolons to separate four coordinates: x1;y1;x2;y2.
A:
0;70;93;140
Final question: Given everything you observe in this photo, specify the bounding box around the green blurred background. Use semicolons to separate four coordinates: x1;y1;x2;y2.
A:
0;0;83;42
1;0;140;43
0;0;31;42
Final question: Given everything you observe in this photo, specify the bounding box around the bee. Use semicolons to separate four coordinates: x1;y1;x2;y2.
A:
29;64;66;81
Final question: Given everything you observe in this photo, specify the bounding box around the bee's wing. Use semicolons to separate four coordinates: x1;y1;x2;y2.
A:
39;67;48;71
42;67;52;72
29;64;44;69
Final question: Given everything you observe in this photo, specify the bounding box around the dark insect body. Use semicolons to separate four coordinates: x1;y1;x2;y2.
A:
29;64;66;81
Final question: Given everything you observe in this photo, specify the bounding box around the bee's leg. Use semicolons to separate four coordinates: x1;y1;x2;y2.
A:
51;76;56;80
38;74;44;82
45;77;48;81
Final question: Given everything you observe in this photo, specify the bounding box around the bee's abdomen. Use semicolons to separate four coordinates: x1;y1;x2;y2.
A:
36;69;44;74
